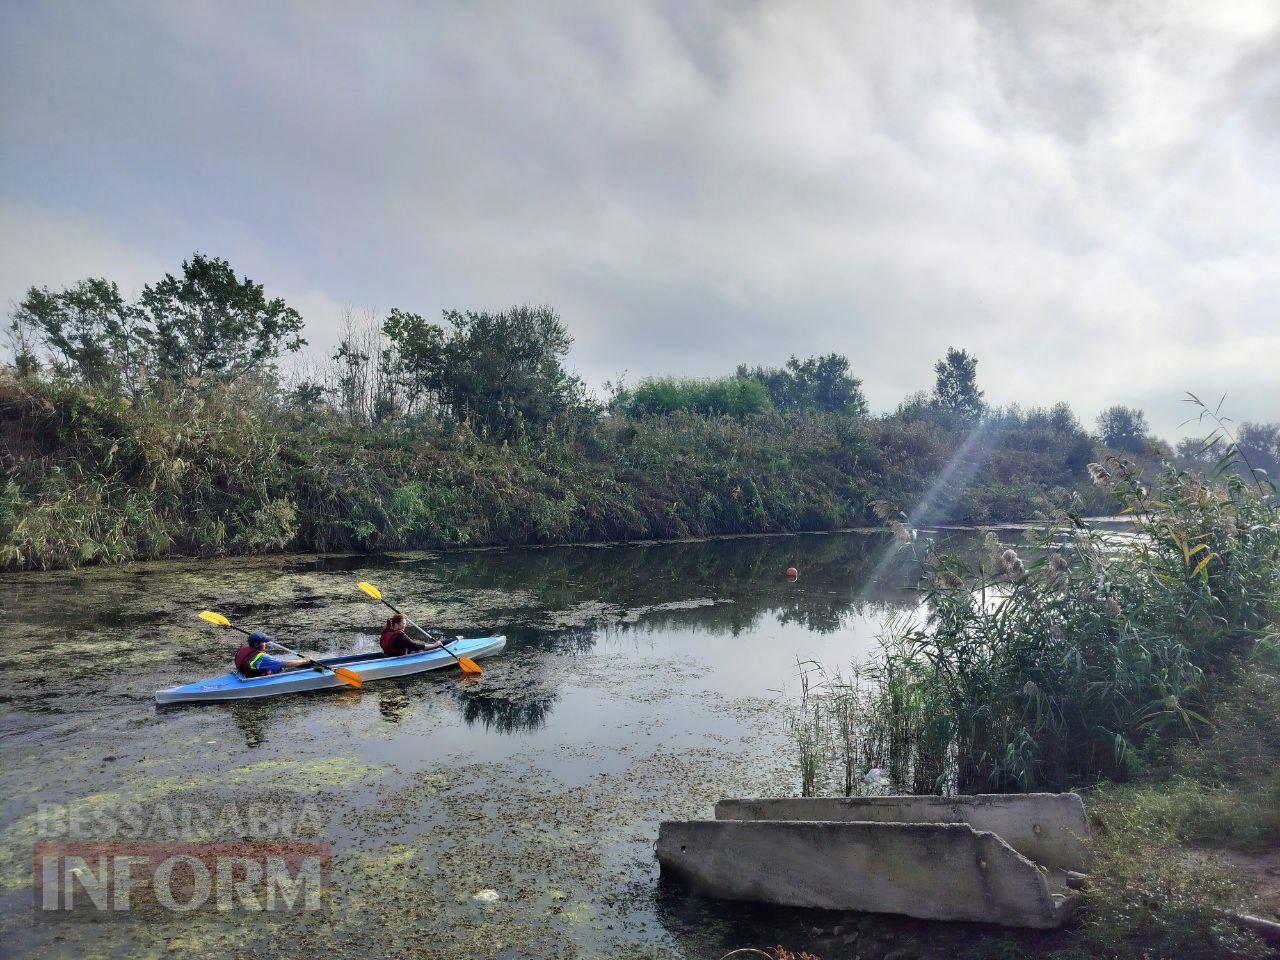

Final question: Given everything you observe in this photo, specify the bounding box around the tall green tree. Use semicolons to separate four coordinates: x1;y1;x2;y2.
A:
11;279;149;394
737;353;867;414
381;308;444;414
138;253;305;387
383;304;587;436
1237;421;1280;484
1096;405;1150;453
932;347;984;421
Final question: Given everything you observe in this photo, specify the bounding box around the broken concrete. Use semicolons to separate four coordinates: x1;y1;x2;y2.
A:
657;793;1091;928
657;818;1077;928
715;793;1091;873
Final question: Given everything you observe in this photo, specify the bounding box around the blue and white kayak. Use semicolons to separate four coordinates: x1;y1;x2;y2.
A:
155;635;507;705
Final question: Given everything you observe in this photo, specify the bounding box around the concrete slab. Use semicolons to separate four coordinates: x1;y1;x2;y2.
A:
715;793;1091;873
656;819;1078;928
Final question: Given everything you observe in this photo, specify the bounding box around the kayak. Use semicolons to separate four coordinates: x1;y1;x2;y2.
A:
155;635;507;705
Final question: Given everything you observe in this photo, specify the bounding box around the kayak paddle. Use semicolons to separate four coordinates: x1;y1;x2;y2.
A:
197;611;363;688
355;581;483;675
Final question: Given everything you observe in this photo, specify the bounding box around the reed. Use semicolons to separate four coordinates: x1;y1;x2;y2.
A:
1;370;1120;572
790;429;1279;795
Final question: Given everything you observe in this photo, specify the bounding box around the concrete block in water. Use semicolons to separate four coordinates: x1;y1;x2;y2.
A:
656;819;1077;928
715;793;1091;873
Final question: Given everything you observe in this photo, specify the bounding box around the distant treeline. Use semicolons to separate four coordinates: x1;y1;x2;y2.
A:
2;253;1275;571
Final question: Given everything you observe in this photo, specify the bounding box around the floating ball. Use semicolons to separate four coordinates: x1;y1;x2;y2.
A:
786;567;799;580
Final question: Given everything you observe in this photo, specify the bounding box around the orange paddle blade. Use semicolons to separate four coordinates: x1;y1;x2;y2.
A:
457;657;482;675
332;666;364;688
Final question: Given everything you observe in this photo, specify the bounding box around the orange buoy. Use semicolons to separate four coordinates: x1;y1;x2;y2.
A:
786;566;799;580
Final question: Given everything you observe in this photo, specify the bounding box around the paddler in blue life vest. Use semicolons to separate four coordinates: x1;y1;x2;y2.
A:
379;613;443;657
234;633;309;677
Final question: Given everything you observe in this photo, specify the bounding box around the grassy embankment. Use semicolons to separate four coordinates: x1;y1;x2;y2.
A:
790;451;1280;958
0;372;1110;572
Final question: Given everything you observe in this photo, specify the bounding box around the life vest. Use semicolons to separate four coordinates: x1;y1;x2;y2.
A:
235;645;273;677
380;628;414;657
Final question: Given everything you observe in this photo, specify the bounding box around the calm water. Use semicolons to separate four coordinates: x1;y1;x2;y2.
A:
1;529;1032;959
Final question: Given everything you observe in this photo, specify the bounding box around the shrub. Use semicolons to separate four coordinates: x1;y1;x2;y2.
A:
614;376;773;418
796;452;1280;794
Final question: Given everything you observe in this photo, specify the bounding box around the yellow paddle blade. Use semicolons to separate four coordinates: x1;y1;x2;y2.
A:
199;610;232;628
332;666;363;689
457;656;483;675
356;581;382;600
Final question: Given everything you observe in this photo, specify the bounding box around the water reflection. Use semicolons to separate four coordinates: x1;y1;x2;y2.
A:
377;688;410;724
2;527;1038;960
227;702;271;749
0;530;926;740
452;688;556;734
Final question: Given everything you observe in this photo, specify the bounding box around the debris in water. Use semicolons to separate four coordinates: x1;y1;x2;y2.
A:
472;889;501;903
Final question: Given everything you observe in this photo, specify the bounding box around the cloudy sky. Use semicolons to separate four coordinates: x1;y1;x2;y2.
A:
2;1;1278;437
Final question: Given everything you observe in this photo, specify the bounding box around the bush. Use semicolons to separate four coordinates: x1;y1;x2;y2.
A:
614;376;773;418
867;456;1278;792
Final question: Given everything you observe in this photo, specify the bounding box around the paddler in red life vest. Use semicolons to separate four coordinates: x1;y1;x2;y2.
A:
379;613;443;657
235;632;309;677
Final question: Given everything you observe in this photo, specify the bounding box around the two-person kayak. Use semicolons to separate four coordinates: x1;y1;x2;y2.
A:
155;635;506;705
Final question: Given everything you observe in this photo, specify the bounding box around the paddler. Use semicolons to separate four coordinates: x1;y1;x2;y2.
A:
235;632;309;677
379;613;443;657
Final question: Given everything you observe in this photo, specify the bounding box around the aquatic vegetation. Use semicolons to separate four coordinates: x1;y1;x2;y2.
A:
794;442;1280;795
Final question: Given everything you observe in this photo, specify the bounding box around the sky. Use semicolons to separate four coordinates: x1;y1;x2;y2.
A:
2;1;1278;439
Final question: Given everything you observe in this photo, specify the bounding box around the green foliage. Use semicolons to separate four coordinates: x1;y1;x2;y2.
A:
13;254;305;396
0;363;1121;573
932;346;984;421
1238;421;1280;482
614;376;773;418
1096;404;1151;454
1;373;889;570
384;304;589;437
737;353;867;414
868;402;1107;523
140;253;306;386
1179;419;1280;490
1079;784;1272;959
11;278;147;393
810;450;1280;794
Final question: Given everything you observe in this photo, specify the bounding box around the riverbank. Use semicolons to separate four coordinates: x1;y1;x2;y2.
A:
780;454;1280;958
1;373;1113;572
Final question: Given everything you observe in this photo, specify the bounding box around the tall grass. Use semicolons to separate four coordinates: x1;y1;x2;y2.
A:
792;446;1280;795
1;371;1114;572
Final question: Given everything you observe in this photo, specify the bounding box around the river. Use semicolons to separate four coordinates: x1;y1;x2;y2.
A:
1;528;1046;959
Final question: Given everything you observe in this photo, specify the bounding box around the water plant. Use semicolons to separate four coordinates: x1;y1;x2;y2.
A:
796;428;1279;795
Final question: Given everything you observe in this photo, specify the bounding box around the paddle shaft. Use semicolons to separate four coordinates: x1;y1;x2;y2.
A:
374;597;466;667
